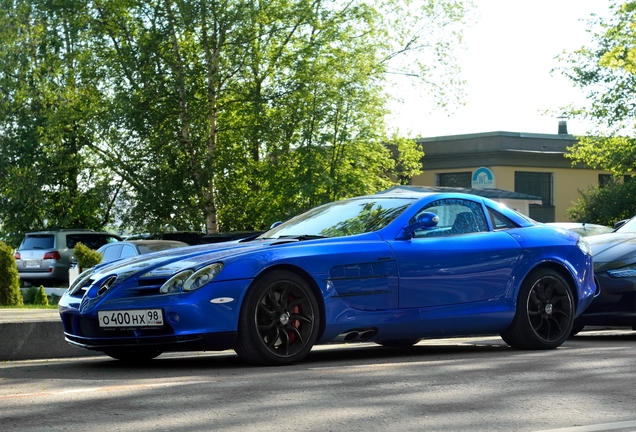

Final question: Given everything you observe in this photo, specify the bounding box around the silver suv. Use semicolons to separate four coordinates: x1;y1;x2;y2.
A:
14;229;122;285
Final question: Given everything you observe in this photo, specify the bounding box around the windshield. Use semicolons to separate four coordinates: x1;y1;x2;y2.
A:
616;217;636;233
260;197;415;239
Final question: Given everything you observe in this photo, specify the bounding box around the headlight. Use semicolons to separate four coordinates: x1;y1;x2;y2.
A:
184;263;224;291
68;268;94;295
576;237;591;256
159;270;194;293
607;265;636;278
159;263;224;293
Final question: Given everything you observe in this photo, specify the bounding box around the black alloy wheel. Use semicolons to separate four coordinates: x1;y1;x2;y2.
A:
235;270;320;366
501;268;574;350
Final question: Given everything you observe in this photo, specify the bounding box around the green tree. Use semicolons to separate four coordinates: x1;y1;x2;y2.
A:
0;241;23;306
0;0;468;239
0;0;122;248
558;1;636;174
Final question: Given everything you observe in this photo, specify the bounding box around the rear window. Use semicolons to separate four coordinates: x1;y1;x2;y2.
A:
20;235;55;250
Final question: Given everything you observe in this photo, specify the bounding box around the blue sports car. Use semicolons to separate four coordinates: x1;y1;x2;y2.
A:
59;191;597;365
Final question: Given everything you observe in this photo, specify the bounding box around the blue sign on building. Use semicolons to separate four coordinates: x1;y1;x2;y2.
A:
472;167;495;189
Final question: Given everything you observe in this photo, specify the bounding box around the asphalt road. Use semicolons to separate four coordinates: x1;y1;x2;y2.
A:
2;329;636;432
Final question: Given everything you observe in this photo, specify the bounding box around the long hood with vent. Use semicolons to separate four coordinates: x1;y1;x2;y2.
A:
89;241;271;282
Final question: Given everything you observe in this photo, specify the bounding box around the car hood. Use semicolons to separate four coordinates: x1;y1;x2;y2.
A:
585;232;636;270
87;240;272;282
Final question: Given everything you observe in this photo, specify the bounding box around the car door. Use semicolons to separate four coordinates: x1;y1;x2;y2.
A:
389;198;522;308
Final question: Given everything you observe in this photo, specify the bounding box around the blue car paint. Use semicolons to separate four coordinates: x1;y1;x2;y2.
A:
58;192;597;358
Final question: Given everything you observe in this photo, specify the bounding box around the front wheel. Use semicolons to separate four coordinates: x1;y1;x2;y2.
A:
501;268;574;350
235;270;320;366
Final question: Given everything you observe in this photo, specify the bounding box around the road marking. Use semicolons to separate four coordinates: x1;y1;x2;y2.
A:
0;380;214;400
536;420;636;432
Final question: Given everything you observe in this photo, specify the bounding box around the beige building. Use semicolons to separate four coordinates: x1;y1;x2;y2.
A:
411;124;611;222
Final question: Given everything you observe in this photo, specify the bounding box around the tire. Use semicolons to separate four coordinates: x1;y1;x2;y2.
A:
376;339;422;347
103;350;163;363
235;270;320;366
501;268;574;350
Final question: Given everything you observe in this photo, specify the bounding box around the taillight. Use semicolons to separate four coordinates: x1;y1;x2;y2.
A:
43;251;61;260
14;252;20;260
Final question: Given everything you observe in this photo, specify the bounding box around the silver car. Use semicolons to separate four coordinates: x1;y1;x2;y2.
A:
14;229;122;285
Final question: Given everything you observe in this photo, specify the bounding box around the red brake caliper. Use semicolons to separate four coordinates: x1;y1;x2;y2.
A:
287;293;300;344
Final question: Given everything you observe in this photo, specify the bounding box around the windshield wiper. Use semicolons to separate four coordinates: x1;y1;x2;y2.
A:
276;234;329;241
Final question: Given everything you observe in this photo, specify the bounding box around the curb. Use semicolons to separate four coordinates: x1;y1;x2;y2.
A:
0;320;96;361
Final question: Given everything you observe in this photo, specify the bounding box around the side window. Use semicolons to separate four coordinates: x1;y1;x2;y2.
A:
101;245;122;262
411;198;489;237
488;208;520;230
120;245;137;259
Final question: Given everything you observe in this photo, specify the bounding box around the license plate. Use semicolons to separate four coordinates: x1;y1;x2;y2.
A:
24;260;40;268
98;309;164;328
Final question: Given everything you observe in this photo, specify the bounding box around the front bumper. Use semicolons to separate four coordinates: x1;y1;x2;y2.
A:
575;272;636;327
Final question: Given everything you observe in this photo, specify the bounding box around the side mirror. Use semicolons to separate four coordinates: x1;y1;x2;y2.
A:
401;212;439;238
614;219;627;230
270;221;282;229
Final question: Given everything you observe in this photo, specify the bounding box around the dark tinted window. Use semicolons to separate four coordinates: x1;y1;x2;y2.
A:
21;235;55;250
66;234;121;249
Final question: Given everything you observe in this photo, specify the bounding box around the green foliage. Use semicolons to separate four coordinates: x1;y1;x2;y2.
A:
73;242;103;269
33;286;49;307
557;1;636;131
0;0;469;241
567;180;636;226
0;241;23;306
22;286;39;304
557;2;636;223
22;286;59;306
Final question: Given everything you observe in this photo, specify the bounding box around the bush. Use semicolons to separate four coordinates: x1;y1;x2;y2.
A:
0;240;23;306
34;285;49;306
73;242;103;269
568;180;636;226
22;286;39;304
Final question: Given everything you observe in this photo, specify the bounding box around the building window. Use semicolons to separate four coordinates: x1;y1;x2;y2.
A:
599;174;613;188
515;171;554;222
437;172;471;188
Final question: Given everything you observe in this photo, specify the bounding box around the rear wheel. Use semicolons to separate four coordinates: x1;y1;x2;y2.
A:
235;270;320;366
501;268;574;350
103;350;163;363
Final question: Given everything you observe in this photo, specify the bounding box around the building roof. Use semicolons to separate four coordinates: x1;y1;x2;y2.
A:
379;185;542;201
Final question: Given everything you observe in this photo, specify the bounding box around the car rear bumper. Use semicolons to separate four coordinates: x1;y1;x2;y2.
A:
18;268;69;282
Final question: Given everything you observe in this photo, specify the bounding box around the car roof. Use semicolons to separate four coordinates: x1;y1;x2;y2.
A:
108;240;188;247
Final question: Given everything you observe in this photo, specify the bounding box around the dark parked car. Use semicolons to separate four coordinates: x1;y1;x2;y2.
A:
199;231;262;244
546;222;614;237
573;216;636;333
14;229;123;285
97;240;189;264
59;191;596;365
